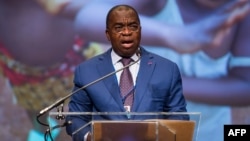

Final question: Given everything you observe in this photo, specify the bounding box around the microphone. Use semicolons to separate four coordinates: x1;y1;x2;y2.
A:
37;48;141;118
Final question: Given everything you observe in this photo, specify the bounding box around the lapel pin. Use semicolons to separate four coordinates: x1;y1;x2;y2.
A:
148;61;153;65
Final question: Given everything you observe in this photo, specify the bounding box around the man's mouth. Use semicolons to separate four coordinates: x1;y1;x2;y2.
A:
121;40;133;48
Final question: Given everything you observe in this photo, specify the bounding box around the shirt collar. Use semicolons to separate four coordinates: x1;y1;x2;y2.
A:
111;49;139;65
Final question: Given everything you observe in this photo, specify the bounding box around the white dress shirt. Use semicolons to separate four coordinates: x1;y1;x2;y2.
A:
111;49;140;85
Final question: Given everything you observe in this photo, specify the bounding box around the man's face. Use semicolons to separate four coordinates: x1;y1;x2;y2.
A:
106;8;141;58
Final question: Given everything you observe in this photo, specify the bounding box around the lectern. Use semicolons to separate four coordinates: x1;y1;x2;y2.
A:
48;112;200;141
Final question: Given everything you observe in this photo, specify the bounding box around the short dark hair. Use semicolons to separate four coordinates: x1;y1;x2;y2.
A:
106;4;140;28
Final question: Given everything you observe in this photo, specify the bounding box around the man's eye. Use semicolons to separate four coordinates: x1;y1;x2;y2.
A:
114;26;123;31
129;25;139;31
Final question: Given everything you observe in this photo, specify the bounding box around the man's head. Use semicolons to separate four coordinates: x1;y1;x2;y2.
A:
105;5;141;58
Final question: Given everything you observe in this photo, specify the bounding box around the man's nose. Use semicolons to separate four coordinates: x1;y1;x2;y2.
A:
121;26;132;35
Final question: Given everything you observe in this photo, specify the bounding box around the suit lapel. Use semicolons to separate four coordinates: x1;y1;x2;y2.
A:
96;49;124;110
132;48;155;112
95;48;156;112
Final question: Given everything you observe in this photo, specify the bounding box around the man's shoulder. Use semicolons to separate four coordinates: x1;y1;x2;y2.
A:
142;48;176;65
78;50;110;67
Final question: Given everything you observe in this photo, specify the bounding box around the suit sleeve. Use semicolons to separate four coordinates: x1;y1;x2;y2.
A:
165;63;189;120
66;65;92;141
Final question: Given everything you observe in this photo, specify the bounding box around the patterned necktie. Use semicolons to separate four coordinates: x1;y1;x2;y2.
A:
119;58;134;110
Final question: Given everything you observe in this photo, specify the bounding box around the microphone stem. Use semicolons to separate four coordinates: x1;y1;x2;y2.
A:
38;54;141;117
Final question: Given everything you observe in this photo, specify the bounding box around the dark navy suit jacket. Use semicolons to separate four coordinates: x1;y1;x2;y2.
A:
66;47;188;141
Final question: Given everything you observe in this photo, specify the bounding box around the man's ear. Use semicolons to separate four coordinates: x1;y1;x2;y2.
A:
105;30;111;41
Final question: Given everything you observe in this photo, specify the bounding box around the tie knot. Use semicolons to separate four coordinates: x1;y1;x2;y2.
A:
121;58;133;66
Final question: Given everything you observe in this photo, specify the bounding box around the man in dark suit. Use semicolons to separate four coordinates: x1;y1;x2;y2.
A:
66;4;188;141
